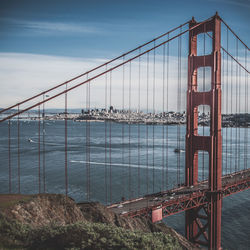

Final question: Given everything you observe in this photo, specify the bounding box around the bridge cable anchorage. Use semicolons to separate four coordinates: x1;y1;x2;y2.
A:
42;94;46;193
38;104;41;193
0;18;213;124
65;83;68;197
8;119;11;193
0;22;190;116
109;70;112;204
17;104;20;193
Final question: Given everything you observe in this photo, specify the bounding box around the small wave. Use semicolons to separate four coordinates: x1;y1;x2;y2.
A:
70;160;177;171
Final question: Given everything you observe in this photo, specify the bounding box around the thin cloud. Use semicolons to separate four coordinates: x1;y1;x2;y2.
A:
0;52;186;111
1;52;247;112
1;18;101;35
207;0;250;9
0;17;157;37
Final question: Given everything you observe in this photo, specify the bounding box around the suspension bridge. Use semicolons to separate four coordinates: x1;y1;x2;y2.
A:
0;13;249;249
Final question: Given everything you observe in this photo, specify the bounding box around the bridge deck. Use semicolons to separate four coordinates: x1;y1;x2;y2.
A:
108;169;250;219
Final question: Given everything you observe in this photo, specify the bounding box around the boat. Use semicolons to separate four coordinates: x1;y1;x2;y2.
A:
174;148;181;153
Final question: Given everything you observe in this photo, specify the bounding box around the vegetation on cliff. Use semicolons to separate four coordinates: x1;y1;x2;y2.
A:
0;194;196;249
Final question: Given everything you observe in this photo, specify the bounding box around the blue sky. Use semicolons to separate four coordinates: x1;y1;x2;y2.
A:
0;0;249;58
0;0;249;108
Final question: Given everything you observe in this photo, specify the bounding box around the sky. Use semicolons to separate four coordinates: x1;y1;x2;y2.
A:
0;0;249;110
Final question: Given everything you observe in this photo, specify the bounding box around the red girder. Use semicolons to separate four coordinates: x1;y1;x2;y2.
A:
223;177;250;197
118;174;250;219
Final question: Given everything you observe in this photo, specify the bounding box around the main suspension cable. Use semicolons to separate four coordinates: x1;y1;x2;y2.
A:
0;22;190;115
1;19;213;123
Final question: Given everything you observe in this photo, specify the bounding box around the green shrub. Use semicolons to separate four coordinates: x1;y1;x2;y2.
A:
27;222;180;249
0;213;180;250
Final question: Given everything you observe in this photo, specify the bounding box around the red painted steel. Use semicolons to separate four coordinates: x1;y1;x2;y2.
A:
1;12;249;250
152;208;163;223
185;13;222;249
119;173;250;218
185;16;199;243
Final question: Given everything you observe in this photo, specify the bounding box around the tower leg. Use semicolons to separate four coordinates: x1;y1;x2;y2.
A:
185;13;222;250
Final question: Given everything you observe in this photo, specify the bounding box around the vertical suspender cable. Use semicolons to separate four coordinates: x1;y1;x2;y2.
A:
246;49;248;169
235;39;238;174
162;43;166;191
146;53;149;195
244;48;248;170
166;34;169;189
85;77;89;201
17;104;20;193
8;120;11;193
226;27;229;174
179;27;182;184
109;71;112;204
105;68;108;204
138;49;141;197
65;83;68;196
85;80;88;201
85;76;91;201
38;105;41;193
122;58;125;200
230;57;233;174
238;61;241;169
42;94;46;193
88;80;91;201
152;41;156;193
129;61;132;199
177;28;181;185
222;49;224;175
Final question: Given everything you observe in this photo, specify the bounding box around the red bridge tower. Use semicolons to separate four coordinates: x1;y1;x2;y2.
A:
185;13;222;249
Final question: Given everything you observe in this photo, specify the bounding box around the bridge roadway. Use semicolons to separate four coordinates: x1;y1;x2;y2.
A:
108;169;250;221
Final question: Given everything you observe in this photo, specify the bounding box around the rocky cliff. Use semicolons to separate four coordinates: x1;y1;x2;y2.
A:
0;194;198;249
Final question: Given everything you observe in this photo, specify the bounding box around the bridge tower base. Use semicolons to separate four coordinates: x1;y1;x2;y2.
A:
185;13;222;250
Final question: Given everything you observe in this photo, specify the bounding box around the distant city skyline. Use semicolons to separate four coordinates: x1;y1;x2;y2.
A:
0;0;249;109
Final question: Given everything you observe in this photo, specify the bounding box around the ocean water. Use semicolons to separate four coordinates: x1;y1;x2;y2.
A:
0;120;249;249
